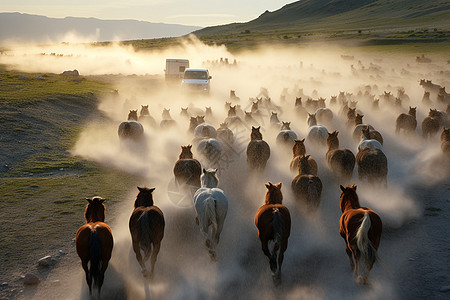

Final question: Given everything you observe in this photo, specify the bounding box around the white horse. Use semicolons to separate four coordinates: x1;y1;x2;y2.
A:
193;168;228;261
358;127;383;152
306;113;329;146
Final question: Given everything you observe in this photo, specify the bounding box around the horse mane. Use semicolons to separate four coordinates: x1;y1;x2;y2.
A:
84;196;106;223
135;186;155;208
264;182;283;205
339;185;360;212
298;155;312;175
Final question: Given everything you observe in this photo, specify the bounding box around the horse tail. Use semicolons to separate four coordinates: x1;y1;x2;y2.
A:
89;230;102;288
356;212;376;263
272;208;284;252
205;197;217;244
138;212;153;259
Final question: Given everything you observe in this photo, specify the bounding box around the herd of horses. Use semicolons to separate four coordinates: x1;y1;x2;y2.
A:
76;77;450;297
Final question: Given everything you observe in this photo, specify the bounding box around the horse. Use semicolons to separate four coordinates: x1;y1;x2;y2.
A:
129;187;165;278
289;139;318;175
306;113;329;146
216;122;235;145
291;155;323;211
358;127;383;152
192;123;217;146
276;122;298;148
254;182;291;285
295;97;308;119
196;138;222;167
352;114;383;145
421;109;441;139
75;197;113;298
247;126;270;171
395;106;417;135
138;105;157;128
160;108;177;129
346;107;357;128
315;107;333;125
326;131;356;183
339;184;383;285
193;169;228;261
173;145;202;189
441;128;450;160
118;110;144;141
356;147;388;187
270;112;281;128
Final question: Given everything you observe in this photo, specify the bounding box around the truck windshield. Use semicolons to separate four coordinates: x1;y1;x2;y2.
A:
184;71;208;79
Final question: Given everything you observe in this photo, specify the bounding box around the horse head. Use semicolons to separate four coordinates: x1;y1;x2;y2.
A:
128;110;138;121
219;122;228;129
250;126;263;141
408;106;417;117
135;186;155;208
264;182;283;205
355;114;364;126
140;105;150;116
327;131;339;150
162;108;172;120
228;105;236;117
84;196;106;223
179;145;193;159
292;139;306;157
339;184;360;212
307;113;317;127
281;121;291;130
295;97;302;107
201;168;219;188
197;115;205;124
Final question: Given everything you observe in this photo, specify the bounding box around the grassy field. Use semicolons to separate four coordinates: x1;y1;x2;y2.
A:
0;69;142;284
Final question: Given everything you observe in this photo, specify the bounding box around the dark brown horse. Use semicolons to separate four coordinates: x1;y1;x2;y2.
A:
291;155;323;211
75;197;114;298
118;110;144;141
326;131;355;183
421;109;441;139
173;145;202;189
441;128;450;161
395;106;417;135
356;147;388;187
339;185;382;285
246;126;270;171
129;187;165;278
254;182;291;285
289;139;318;175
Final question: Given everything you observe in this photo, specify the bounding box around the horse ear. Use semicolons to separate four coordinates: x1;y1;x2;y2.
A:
340;185;345;192
213;168;218;174
86;198;92;204
149;188;156;193
352;184;357;190
276;182;282;189
203;168;207;173
137;186;144;192
265;183;270;189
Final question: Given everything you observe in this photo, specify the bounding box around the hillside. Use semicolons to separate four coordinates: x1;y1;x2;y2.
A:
194;0;450;36
0;12;202;45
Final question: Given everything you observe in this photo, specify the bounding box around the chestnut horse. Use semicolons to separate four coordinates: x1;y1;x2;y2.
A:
75;197;114;298
246;126;270;171
291;155;323;212
129;187;165;278
326;131;355;183
395;106;417;135
255;182;291;285
289;139;318;175
339;185;382;285
173;145;202;189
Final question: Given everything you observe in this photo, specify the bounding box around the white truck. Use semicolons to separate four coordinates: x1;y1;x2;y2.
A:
164;59;189;80
181;68;212;94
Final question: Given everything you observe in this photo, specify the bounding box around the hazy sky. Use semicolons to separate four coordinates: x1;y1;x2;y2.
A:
2;0;296;27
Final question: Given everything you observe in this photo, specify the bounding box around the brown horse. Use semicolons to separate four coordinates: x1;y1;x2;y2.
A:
173;145;202;189
441;128;450;161
291;155;323;211
129;187;165;278
254;182;291;285
118;110;144;141
326;131;355;183
246;126;270;171
421;109;441;139
75;197;114;298
395;106;417;134
289;139;318;175
339;185;382;285
138;105;157;128
356;147;388;187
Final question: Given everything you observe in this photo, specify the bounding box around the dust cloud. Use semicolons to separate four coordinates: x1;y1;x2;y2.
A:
4;36;450;299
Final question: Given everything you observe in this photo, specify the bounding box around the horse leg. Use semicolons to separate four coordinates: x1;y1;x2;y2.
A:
150;242;161;278
345;245;355;271
260;239;276;272
273;247;286;286
132;241;148;276
81;260;92;295
362;250;376;285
